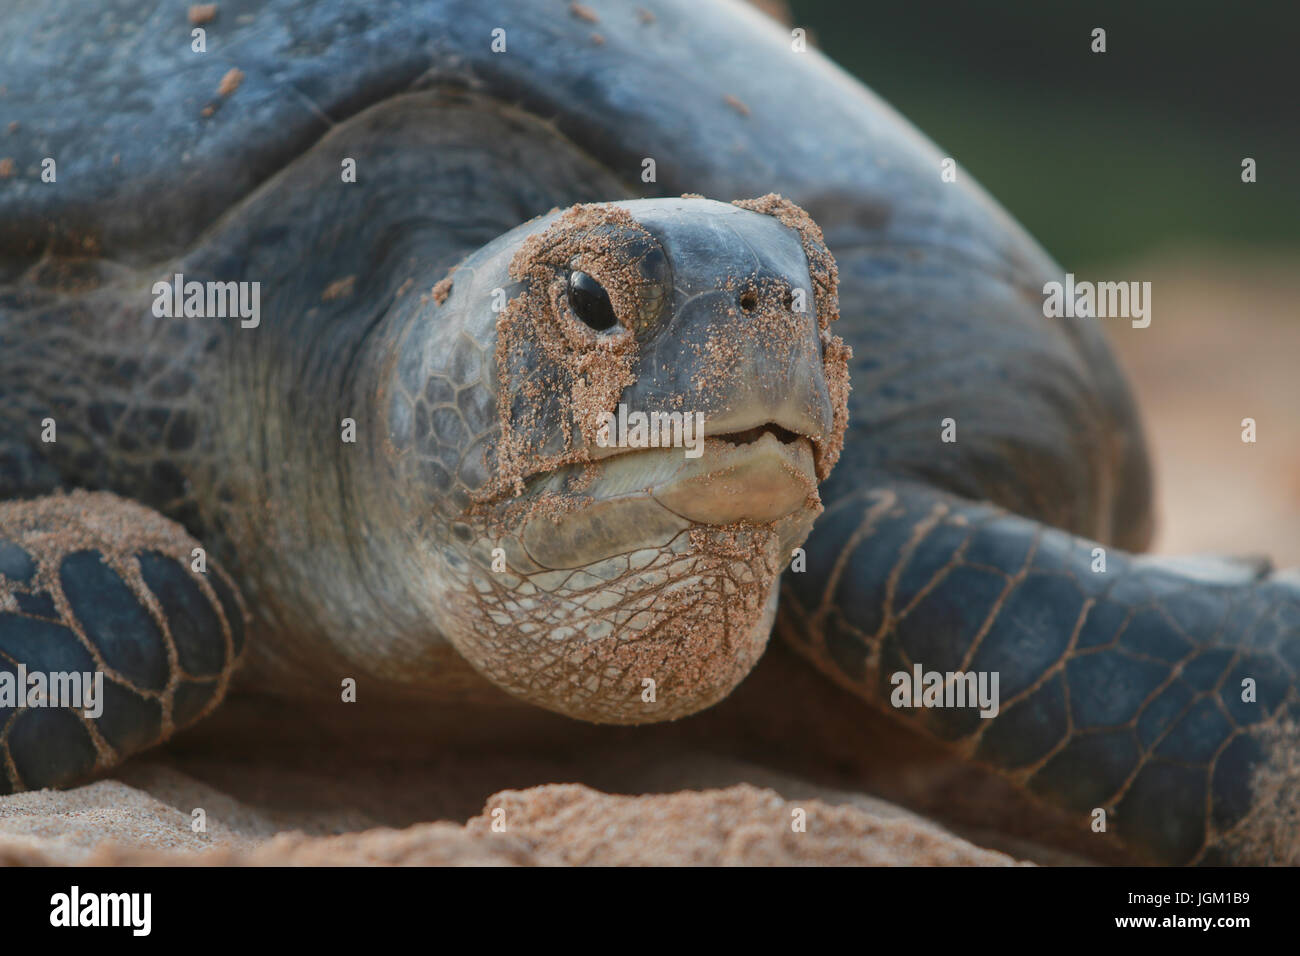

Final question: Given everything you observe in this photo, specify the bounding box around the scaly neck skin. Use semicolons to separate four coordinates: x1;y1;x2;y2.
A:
0;266;227;507
206;272;468;693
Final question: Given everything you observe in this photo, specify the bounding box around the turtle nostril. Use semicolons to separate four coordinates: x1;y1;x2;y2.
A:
738;289;759;313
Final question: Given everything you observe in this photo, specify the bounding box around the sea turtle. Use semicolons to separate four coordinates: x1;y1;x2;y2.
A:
0;0;1296;866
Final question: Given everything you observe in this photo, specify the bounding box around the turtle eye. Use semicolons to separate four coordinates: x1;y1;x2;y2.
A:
566;270;619;332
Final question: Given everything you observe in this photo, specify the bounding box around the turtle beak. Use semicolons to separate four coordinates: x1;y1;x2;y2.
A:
518;429;822;571
579;426;819;525
649;429;819;525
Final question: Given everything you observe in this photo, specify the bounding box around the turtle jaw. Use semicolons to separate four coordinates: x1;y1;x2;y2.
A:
651;431;819;525
516;430;821;571
428;436;824;726
436;511;799;726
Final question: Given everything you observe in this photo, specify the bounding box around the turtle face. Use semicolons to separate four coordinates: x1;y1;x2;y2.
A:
382;197;849;723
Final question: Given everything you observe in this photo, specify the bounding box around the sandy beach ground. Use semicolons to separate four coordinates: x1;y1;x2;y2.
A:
2;247;1295;866
1103;248;1300;566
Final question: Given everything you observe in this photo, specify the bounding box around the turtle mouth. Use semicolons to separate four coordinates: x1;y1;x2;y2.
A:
518;429;820;570
571;419;819;525
648;430;818;525
585;409;819;461
713;422;804;446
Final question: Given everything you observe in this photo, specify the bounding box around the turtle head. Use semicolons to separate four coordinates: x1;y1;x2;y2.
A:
377;196;850;723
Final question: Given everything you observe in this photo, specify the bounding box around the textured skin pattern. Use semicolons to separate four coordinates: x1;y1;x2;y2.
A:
436;525;783;723
0;275;216;526
781;479;1300;864
0;492;245;794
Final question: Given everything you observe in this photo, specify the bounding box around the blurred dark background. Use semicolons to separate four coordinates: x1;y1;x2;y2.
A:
785;0;1300;560
787;0;1298;268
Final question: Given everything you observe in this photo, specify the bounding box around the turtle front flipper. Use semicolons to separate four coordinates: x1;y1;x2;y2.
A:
781;478;1300;865
0;491;245;794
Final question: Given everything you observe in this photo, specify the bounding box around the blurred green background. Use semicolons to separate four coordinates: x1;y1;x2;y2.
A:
787;0;1299;269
